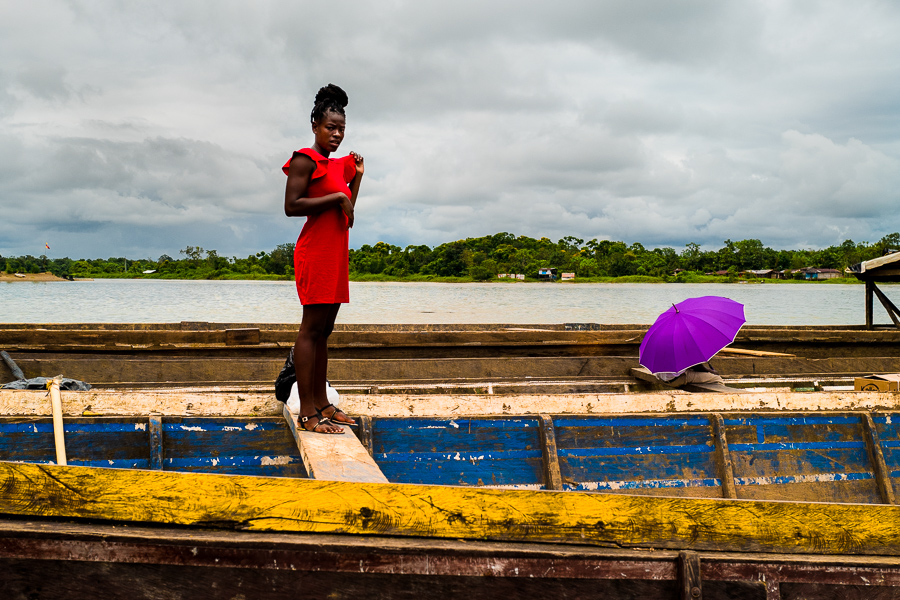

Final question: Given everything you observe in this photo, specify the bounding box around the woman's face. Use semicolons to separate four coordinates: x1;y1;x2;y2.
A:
312;111;346;154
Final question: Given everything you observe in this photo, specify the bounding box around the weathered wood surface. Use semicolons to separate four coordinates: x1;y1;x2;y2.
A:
2;461;900;557
5;323;900;362
3;388;900;417
4;519;900;598
6;354;900;387
282;405;388;483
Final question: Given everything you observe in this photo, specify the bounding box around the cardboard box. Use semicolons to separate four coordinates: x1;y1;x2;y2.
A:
854;374;900;392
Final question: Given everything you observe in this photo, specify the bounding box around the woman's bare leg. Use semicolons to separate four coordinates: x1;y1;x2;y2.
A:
293;303;341;433
314;303;355;424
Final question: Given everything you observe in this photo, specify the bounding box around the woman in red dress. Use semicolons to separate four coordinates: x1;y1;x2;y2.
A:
283;84;363;434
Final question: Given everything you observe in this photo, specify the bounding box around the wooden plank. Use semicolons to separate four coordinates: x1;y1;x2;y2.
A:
358;415;374;457
374;417;543;489
727;414;882;505
862;413;896;505
711;414;737;499
678;551;702;600
631;367;661;386
225;328;261;345
282;405;388;483
872;283;900;329
632;367;746;394
10;354;900;387
539;415;563;491
683;382;744;394
6;388;900;419
49;377;67;466
867;281;874;329
554;415;722;497
3;461;900;556
718;347;796;357
148;415;164;470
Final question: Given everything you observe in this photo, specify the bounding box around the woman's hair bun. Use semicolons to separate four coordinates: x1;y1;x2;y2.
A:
315;84;348;109
311;83;349;123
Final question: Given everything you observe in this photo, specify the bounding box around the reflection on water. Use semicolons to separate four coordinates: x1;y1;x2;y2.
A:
1;279;897;325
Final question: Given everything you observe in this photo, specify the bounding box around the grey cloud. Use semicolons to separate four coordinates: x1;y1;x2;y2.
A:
2;1;900;259
16;65;73;101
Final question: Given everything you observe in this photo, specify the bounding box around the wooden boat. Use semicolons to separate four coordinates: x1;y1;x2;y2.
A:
3;322;900;393
3;392;900;598
3;323;900;598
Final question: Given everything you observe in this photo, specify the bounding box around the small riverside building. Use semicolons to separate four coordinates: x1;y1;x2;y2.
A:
849;251;900;329
537;268;558;281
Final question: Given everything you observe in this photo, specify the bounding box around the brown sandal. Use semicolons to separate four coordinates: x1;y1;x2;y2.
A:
299;414;341;434
319;403;356;426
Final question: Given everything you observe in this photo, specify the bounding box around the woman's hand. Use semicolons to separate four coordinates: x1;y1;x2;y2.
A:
338;193;354;228
350;151;364;176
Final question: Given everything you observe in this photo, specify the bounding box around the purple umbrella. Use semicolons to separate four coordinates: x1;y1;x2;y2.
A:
639;296;746;376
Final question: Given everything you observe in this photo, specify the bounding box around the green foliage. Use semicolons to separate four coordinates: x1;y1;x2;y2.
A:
5;232;896;282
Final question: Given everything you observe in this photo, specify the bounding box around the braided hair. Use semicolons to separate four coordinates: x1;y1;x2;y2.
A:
310;84;348;124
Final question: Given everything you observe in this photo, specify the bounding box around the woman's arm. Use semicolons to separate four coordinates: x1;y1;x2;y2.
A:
347;152;365;208
284;154;353;226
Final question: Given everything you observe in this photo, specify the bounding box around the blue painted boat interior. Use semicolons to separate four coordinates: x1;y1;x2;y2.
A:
1;412;898;504
0;417;308;478
373;417;544;489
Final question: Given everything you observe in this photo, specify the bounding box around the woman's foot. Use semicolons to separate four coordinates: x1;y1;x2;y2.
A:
299;413;343;434
318;403;356;425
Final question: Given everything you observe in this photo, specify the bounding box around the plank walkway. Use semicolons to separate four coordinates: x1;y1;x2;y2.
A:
282;405;388;483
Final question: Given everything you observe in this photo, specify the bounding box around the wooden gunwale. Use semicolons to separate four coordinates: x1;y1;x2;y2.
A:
2;518;900;590
4;388;900;417
2;460;900;558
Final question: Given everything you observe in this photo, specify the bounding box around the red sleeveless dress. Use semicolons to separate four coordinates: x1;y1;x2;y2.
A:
282;148;357;305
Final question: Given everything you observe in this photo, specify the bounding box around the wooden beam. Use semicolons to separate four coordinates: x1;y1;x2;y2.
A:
282;405;388;483
711;414;737;500
862;413;895;505
148;415;164;471
871;283;900;329
677;551;702;600
867;280;874;329
6;388;900;419
225;328;261;345
49;377;66;466
357;415;374;457
3;461;900;556
538;415;563;491
718;347;795;358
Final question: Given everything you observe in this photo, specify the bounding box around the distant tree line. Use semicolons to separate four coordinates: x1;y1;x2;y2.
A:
0;244;295;280
348;232;900;280
1;233;898;281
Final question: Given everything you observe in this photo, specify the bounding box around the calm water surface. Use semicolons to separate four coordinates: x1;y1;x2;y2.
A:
2;279;899;325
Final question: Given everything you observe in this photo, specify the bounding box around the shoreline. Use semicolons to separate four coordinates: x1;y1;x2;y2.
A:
2;271;864;285
0;272;69;282
56;275;863;285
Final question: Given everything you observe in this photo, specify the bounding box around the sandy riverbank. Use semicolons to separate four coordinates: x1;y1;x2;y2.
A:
0;272;69;282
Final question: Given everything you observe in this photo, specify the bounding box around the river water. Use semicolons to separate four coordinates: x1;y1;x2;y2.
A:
2;279;898;325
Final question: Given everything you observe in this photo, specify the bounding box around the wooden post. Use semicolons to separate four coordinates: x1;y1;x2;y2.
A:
49;376;67;466
538;414;563;491
0;351;25;381
677;551;702;599
710;414;737;499
866;280;874;329
358;415;374;457
871;283;900;329
862;413;895;505
149;415;164;470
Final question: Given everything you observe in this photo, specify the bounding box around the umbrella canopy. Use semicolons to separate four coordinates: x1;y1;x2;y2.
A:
639;296;746;376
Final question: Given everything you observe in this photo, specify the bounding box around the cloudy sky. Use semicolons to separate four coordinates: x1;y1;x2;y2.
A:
2;1;899;261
